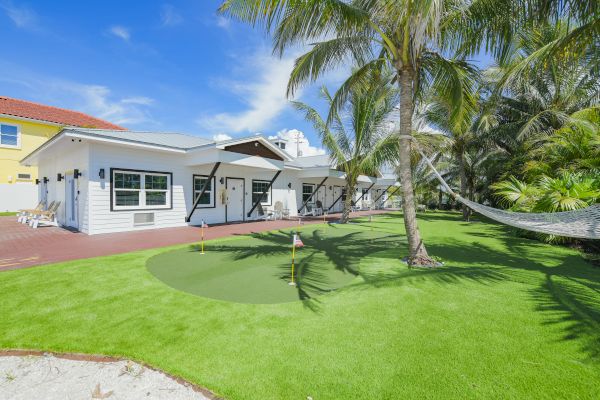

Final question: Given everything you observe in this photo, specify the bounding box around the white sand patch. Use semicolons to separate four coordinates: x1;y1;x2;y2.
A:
0;354;211;400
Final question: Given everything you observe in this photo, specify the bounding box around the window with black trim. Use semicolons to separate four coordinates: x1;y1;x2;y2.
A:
252;180;271;205
362;188;370;201
112;169;171;210
302;183;316;204
194;175;215;207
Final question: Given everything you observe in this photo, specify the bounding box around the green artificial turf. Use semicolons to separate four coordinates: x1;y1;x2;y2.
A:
1;212;599;399
0;212;17;216
147;228;395;304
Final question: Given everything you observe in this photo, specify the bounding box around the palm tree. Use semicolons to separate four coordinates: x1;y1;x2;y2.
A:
480;20;599;183
293;78;398;223
220;0;480;265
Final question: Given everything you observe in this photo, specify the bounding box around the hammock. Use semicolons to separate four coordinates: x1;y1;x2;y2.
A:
403;135;600;240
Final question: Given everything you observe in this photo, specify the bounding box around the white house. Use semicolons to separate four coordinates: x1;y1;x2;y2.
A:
21;128;397;234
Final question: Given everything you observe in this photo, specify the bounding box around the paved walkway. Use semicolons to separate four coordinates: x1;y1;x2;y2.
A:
0;210;390;271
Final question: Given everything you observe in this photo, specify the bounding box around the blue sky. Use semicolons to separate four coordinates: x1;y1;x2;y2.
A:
0;1;491;156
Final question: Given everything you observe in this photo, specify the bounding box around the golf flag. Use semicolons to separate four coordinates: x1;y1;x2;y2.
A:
200;220;208;254
293;233;304;248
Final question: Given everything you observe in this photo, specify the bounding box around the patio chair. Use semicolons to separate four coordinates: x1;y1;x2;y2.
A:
30;201;61;228
273;201;290;220
313;200;323;216
417;204;427;212
21;201;54;224
302;204;315;217
17;201;45;223
254;203;275;221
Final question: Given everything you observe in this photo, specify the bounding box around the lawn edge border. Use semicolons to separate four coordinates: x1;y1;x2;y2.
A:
0;349;223;399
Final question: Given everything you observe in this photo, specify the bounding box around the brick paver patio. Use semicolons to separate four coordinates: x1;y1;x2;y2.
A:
0;210;391;271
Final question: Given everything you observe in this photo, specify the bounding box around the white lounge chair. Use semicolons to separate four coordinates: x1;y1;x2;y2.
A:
17;201;45;223
30;201;61;228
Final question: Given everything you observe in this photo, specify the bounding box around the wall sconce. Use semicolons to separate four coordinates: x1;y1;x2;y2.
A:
43;177;49;184
287;182;292;189
74;169;82;179
57;173;63;182
219;177;225;184
328;186;332;190
99;168;105;179
35;179;40;185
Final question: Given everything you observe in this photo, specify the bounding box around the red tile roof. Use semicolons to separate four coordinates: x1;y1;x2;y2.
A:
0;96;126;130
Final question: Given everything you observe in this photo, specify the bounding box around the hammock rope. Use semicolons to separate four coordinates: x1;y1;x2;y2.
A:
401;135;600;240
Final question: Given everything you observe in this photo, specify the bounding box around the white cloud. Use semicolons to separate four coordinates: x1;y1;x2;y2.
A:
1;1;38;29
268;129;325;157
63;84;154;126
121;96;155;106
212;133;232;142
197;49;301;134
161;4;183;26
109;25;130;41
216;16;231;30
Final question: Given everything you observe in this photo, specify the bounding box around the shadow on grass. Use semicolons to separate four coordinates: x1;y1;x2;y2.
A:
424;238;600;363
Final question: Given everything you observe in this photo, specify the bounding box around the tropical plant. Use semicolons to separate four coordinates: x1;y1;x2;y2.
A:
220;0;483;265
492;171;600;213
292;78;399;223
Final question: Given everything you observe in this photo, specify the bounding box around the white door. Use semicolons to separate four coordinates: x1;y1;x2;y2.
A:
333;186;343;212
65;172;78;229
226;178;245;222
316;185;326;209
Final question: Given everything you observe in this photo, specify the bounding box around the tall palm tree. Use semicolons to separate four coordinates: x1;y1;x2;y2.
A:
293;78;398;223
220;0;479;265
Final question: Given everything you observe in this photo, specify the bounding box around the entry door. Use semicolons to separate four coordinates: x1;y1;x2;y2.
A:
65;172;78;229
226;178;245;222
316;185;326;209
333;186;343;212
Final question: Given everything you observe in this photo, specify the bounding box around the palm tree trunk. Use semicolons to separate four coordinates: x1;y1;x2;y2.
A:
458;150;469;221
340;182;353;223
397;69;432;265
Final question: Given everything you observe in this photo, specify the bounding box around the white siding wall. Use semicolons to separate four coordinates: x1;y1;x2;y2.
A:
37;141;90;233
88;144;189;235
88;143;303;234
187;165;301;225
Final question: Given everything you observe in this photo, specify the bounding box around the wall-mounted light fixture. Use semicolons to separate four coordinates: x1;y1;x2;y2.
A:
287;182;292;189
74;169;82;179
99;168;105;179
43;177;49;184
219;177;225;184
57;173;63;182
328;186;332;190
35;179;40;185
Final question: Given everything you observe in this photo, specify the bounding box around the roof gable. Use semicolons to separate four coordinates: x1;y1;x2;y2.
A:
0;96;125;130
223;140;284;161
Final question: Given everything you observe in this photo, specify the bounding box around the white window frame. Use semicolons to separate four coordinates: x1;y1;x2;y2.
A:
362;188;370;201
252;179;272;206
0;123;21;149
193;175;215;208
111;169;172;211
302;183;316;204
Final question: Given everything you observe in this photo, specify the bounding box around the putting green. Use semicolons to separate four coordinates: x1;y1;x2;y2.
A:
146;225;401;304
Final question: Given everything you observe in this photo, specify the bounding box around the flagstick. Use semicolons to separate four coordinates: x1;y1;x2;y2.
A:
289;239;296;286
200;221;206;255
